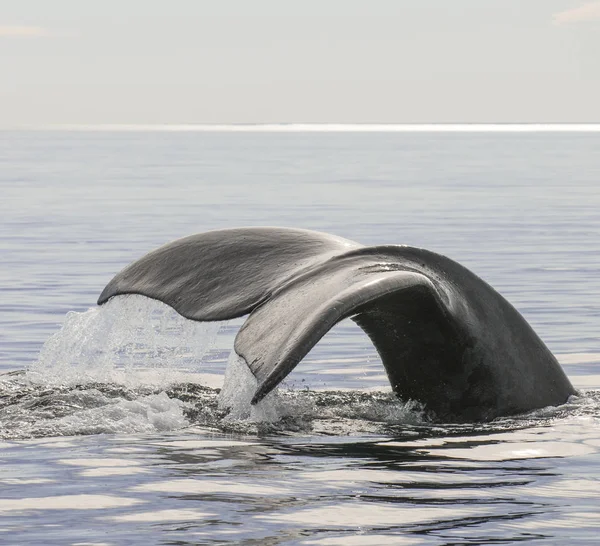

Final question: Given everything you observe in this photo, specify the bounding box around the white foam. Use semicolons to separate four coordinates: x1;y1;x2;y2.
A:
26;295;226;387
0;389;191;439
50;392;189;435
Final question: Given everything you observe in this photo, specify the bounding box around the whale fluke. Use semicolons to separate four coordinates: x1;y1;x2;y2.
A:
98;227;576;421
98;227;359;320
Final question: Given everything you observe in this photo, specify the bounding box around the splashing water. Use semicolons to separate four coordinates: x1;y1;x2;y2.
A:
26;295;225;387
218;352;296;424
218;352;257;415
0;294;451;439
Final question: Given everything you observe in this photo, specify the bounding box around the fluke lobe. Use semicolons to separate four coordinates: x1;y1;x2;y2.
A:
98;227;576;421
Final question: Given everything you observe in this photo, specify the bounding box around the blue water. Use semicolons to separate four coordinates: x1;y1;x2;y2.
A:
1;128;599;544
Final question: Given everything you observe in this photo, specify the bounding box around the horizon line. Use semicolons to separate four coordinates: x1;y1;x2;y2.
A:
6;122;600;133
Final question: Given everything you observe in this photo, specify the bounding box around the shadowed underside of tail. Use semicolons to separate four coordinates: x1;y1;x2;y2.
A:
98;227;577;421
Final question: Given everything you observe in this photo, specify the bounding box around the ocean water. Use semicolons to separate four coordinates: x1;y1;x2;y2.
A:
1;127;599;545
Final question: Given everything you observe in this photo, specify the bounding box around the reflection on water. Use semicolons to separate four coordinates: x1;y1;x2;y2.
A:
1;418;598;545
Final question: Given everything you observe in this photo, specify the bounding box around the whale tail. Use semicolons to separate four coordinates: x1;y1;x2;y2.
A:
98;227;575;421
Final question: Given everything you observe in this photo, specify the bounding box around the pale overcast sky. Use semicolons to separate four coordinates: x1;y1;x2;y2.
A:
1;0;599;125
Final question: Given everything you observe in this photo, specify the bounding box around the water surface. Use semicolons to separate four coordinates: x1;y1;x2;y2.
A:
1;128;599;544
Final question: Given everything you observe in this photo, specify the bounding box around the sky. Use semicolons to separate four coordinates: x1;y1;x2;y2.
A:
1;0;599;126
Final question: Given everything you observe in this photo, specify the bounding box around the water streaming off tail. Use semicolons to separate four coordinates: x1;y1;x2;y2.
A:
26;295;226;387
0;295;436;438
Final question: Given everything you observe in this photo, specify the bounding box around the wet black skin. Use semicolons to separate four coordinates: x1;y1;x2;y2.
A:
99;227;576;421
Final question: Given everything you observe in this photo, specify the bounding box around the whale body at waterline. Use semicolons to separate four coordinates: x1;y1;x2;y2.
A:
98;227;576;421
